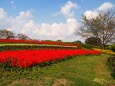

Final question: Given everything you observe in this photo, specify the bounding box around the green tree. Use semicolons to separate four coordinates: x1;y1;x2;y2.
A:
85;37;102;45
57;40;62;42
74;40;82;44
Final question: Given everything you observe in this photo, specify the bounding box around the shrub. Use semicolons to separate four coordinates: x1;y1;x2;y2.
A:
85;37;102;46
81;44;100;49
107;55;115;79
109;44;115;52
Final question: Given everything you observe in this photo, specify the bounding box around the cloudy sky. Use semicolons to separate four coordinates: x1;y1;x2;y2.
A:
0;0;115;42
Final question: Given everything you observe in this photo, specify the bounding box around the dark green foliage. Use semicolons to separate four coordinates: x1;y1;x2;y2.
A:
109;44;115;52
56;40;62;42
0;45;77;51
68;42;100;49
73;40;82;44
81;43;100;49
107;55;115;79
85;37;102;46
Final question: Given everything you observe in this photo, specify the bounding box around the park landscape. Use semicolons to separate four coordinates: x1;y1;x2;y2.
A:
0;37;115;86
0;0;115;86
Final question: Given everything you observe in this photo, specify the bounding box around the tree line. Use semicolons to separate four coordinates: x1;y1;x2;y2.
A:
0;29;30;40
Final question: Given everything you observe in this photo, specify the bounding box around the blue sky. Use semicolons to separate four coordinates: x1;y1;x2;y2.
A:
0;0;115;42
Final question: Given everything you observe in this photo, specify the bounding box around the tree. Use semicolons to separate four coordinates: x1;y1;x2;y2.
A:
75;10;115;48
16;33;30;40
0;29;15;39
85;37;102;45
57;40;62;42
74;40;82;44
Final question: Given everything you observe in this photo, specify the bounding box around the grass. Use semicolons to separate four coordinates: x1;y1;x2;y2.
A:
0;54;115;86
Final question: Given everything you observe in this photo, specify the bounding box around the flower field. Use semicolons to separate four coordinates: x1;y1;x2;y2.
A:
0;43;78;50
0;39;80;51
0;39;102;68
93;48;115;55
0;39;79;47
0;49;101;68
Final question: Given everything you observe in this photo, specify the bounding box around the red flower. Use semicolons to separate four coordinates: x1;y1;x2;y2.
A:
0;49;101;68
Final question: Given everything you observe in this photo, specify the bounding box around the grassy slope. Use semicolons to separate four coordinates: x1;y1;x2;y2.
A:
0;54;115;86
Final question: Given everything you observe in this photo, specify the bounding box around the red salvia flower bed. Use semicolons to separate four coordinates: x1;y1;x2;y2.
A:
0;49;101;68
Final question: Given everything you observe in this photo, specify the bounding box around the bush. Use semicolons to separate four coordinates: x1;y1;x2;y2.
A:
107;55;115;79
81;44;100;49
109;44;115;52
85;37;102;46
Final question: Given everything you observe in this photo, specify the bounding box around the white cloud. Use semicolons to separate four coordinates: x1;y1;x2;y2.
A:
0;8;6;19
9;10;33;33
84;2;114;19
14;10;32;22
98;2;114;11
25;17;80;41
11;0;16;9
0;8;81;42
60;1;79;17
21;20;38;34
35;18;80;37
0;8;12;29
84;10;98;19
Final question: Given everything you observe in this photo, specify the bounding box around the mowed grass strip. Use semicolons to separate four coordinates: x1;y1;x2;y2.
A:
0;54;115;86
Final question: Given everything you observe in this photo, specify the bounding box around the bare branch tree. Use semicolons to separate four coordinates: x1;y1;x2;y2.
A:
75;10;115;48
0;29;15;39
16;33;30;40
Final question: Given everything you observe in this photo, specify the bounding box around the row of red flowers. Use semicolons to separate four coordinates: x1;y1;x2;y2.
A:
0;49;101;68
0;39;79;47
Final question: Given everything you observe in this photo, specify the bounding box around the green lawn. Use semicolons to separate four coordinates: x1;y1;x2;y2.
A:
0;54;115;86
